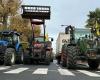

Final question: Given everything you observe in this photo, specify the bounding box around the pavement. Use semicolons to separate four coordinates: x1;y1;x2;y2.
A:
0;60;100;80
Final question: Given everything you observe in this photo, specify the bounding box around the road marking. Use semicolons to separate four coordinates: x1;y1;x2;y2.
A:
77;70;100;77
58;69;75;76
4;68;29;74
33;68;48;74
58;67;61;69
0;66;10;70
53;60;57;64
96;71;100;72
56;64;59;67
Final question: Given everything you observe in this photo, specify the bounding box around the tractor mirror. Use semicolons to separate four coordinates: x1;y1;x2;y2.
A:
51;38;53;41
20;32;22;35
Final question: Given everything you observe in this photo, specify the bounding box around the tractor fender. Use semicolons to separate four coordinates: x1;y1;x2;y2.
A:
15;43;22;52
7;44;15;49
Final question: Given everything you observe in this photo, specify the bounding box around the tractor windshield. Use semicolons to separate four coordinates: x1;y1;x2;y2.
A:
0;35;13;42
74;28;91;42
34;37;44;42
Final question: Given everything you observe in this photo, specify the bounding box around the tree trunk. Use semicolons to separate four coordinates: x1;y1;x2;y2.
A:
3;14;8;30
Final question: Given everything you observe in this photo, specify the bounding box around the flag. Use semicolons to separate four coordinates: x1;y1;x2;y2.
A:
96;21;100;36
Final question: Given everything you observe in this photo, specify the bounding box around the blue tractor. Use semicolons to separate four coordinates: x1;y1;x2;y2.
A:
0;30;24;66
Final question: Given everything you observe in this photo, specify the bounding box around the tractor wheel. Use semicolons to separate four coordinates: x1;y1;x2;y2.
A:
45;51;50;65
50;59;53;62
0;54;4;65
23;50;31;65
45;59;50;65
62;60;67;67
15;47;24;64
4;48;16;66
88;59;99;69
66;46;77;69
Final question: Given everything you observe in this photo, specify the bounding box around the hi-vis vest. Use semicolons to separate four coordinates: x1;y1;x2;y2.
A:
96;21;100;36
45;33;49;41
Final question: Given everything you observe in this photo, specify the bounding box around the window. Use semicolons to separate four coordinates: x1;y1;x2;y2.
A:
13;34;18;42
35;37;44;42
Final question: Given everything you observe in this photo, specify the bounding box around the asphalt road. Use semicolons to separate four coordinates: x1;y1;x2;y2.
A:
0;60;100;80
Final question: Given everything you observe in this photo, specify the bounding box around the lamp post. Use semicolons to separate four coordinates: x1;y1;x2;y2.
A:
61;25;75;44
61;25;69;27
61;25;69;34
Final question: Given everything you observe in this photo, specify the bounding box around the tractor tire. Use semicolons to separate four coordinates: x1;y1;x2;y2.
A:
50;59;53;62
45;59;50;65
0;54;4;65
45;51;50;65
23;50;31;65
88;59;99;69
66;46;77;69
15;47;24;64
0;60;4;65
4;48;16;66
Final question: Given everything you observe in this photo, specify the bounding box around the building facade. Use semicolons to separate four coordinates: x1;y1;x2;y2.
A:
56;32;70;54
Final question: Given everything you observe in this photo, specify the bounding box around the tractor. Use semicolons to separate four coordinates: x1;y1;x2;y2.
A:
21;5;53;65
46;40;54;62
0;30;24;66
25;35;53;65
61;25;100;69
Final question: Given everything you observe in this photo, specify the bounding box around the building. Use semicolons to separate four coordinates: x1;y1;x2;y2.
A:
56;32;70;54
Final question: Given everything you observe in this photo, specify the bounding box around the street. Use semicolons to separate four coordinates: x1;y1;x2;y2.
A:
0;60;100;80
0;0;100;80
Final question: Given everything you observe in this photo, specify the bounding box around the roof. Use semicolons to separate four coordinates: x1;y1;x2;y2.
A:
21;5;51;19
0;30;20;36
75;28;91;33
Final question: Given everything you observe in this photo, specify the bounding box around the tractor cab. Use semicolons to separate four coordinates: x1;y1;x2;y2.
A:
0;30;20;47
0;30;24;66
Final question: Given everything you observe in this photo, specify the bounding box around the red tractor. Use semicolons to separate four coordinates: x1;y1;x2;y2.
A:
21;5;53;65
31;36;53;64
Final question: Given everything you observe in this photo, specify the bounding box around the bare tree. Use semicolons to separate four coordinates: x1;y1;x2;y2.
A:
9;15;41;41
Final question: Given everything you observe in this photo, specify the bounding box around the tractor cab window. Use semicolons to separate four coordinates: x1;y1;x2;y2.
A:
34;37;44;42
0;35;13;42
13;34;18;43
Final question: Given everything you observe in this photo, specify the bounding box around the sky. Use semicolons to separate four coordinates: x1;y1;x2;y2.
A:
22;0;100;53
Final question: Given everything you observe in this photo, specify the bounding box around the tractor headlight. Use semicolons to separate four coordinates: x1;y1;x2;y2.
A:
89;52;96;57
88;52;97;59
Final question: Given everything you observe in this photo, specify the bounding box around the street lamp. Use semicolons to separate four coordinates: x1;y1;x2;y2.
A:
61;25;69;27
61;25;74;34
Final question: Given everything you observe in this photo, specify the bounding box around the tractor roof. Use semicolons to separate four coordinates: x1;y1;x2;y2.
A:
21;5;51;19
0;30;20;36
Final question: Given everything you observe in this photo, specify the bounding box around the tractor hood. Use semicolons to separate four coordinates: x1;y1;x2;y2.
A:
0;40;8;46
34;43;42;48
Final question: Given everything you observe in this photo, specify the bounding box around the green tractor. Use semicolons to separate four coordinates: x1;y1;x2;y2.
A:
77;36;100;69
61;25;100;69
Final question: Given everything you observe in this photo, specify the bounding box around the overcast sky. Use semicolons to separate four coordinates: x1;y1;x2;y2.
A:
22;0;100;52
